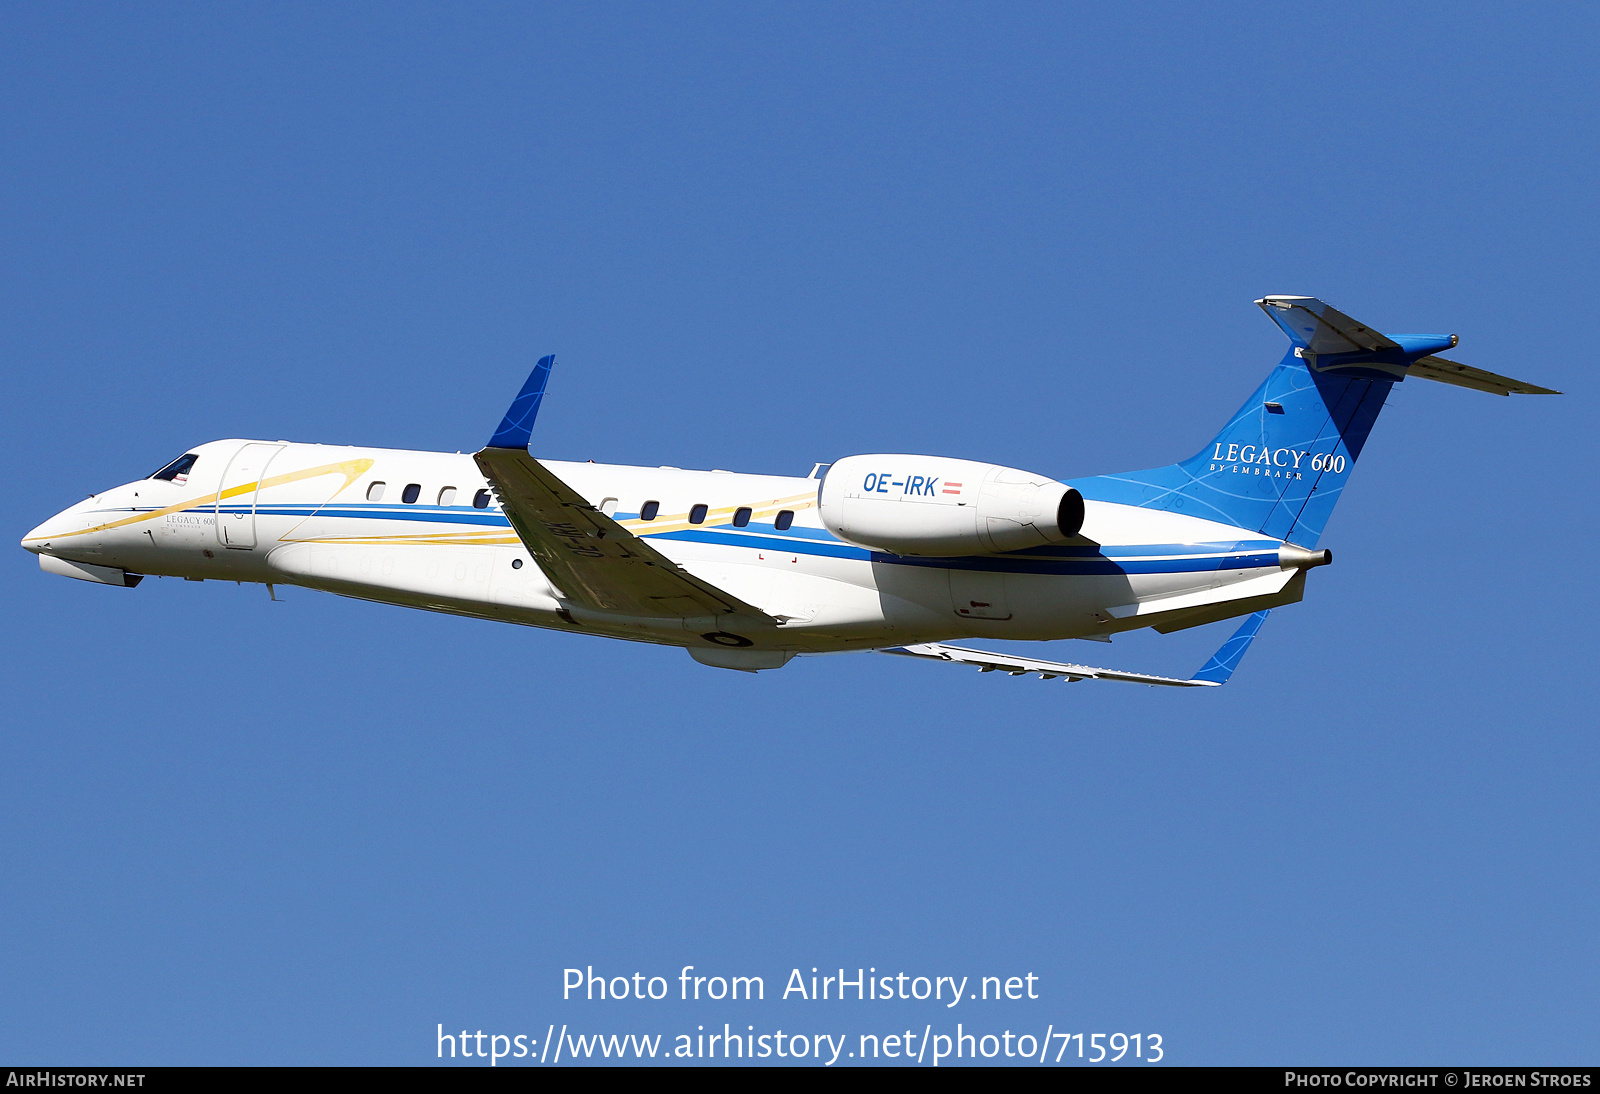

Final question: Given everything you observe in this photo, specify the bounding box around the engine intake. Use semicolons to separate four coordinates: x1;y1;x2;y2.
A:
818;454;1083;556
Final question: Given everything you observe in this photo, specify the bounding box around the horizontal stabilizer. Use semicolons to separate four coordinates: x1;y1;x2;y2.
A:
1258;295;1399;354
1258;295;1558;394
1408;355;1560;396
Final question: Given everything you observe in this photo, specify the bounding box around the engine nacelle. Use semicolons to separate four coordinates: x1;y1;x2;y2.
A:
818;454;1084;556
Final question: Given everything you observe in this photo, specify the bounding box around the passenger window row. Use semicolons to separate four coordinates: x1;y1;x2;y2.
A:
362;480;792;528
366;480;493;509
637;501;793;530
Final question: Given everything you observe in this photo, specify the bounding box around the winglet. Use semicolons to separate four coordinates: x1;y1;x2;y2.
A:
1191;610;1269;685
487;355;556;450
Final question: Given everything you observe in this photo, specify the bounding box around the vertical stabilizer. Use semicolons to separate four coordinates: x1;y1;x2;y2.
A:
1074;297;1438;547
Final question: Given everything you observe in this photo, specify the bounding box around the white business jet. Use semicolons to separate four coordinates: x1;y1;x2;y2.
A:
23;298;1557;683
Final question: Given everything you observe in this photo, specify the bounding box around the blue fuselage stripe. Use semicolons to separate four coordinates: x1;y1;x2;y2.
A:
195;503;1280;577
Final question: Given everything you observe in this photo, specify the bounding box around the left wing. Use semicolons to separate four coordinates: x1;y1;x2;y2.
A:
475;447;769;620
879;610;1271;687
474;356;771;622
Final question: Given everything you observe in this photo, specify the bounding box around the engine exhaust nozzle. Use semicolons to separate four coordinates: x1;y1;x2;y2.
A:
1278;544;1333;570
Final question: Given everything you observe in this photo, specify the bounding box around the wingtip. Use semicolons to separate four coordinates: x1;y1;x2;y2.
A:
486;354;557;450
1190;610;1270;685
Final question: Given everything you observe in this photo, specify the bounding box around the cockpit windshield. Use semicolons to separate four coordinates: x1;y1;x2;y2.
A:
150;453;199;484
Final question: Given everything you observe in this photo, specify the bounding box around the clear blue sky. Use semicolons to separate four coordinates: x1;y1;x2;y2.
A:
3;2;1595;1066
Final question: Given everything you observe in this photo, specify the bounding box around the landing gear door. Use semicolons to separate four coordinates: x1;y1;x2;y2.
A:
215;443;285;549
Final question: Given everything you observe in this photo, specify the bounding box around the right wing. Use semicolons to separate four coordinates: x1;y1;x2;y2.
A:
878;642;1217;686
879;611;1272;687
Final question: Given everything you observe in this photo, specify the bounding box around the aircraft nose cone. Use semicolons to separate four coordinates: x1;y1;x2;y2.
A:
22;512;75;555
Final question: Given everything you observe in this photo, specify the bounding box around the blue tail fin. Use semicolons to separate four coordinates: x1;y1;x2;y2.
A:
1073;296;1461;547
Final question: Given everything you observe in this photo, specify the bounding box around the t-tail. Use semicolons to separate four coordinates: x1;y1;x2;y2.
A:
1072;296;1559;548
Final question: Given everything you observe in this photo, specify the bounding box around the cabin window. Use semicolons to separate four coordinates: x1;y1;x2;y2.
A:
150;453;199;483
366;481;386;502
512;558;523;570
688;503;708;525
473;489;492;509
438;486;457;506
774;509;794;531
600;497;618;516
402;483;421;504
732;507;752;528
640;500;660;521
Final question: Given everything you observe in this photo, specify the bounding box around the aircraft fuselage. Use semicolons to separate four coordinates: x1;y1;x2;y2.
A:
23;438;1310;656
